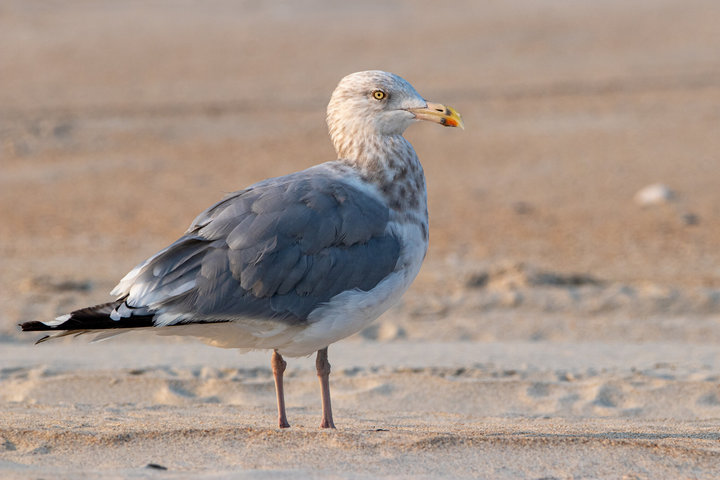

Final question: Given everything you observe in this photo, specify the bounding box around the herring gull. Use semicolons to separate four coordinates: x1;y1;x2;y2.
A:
21;70;464;429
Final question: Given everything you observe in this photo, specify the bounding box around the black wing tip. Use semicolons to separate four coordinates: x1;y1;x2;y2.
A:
20;298;155;334
20;321;53;332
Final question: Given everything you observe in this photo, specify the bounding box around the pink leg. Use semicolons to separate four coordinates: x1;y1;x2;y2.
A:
271;350;290;428
316;347;336;429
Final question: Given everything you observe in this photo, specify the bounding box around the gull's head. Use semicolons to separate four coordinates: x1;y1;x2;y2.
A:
327;71;463;155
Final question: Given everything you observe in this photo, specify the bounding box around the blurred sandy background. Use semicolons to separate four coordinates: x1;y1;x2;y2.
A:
2;1;720;478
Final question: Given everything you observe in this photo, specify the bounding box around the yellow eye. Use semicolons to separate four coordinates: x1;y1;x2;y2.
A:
372;90;386;100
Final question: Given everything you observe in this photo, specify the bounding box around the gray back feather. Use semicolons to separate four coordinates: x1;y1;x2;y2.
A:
119;163;401;325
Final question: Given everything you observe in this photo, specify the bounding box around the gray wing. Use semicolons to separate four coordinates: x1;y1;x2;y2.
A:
110;164;401;326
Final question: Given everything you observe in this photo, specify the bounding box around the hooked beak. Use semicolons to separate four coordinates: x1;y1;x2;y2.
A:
407;102;464;129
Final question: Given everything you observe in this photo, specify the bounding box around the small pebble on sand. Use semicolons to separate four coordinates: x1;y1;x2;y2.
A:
634;183;675;206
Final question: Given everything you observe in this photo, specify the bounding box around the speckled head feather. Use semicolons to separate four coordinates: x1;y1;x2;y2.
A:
327;71;427;150
327;72;419;209
326;71;434;213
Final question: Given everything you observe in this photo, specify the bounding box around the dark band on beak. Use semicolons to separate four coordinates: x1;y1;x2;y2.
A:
407;102;464;129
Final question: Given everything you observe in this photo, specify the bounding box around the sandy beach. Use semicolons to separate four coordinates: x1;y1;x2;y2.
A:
2;1;720;478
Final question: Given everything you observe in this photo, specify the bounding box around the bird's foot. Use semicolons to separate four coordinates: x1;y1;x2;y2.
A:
320;418;336;429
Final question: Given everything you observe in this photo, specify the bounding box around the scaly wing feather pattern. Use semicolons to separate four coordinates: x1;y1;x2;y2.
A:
105;163;401;328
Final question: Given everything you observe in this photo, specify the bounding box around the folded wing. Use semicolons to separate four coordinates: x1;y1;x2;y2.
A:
23;164;401;333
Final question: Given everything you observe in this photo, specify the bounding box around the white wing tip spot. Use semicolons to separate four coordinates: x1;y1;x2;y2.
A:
45;313;72;327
